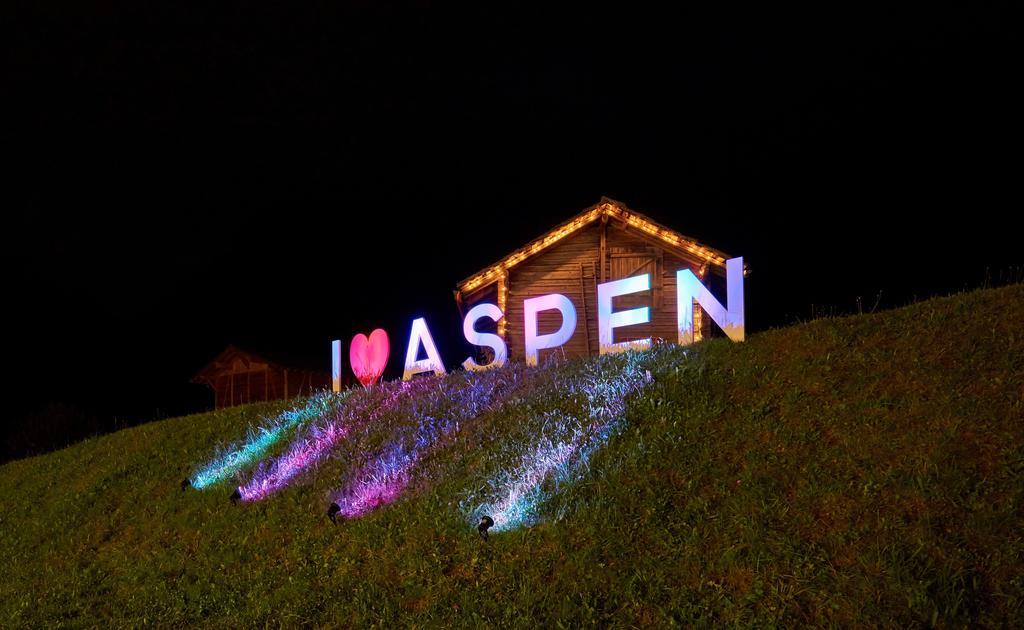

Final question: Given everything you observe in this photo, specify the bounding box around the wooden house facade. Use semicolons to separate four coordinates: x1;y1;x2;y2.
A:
454;198;737;363
192;346;331;409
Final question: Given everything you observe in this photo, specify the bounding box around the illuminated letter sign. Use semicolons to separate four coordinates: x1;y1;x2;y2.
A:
597;274;651;354
523;294;577;366
462;303;507;371
677;256;745;345
350;329;390;388
331;339;343;392
403;317;447;380
331;254;744;380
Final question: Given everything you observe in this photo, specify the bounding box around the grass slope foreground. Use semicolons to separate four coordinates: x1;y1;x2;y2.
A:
1;285;1022;627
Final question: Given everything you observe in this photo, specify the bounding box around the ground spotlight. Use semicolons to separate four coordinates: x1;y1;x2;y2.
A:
180;478;192;491
477;515;494;541
229;488;242;504
327;502;341;524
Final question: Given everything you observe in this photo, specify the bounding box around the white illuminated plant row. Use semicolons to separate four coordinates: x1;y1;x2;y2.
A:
332;257;745;389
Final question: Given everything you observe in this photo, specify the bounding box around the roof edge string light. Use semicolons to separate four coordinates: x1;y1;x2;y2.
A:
458;202;728;295
497;271;508;339
459;208;604;292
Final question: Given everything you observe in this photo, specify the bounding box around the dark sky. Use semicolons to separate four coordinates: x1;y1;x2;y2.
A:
3;3;1018;454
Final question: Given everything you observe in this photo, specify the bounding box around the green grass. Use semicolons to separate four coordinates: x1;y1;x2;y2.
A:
2;285;1023;627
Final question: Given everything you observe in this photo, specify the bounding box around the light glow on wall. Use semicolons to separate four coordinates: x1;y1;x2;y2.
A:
678;256;745;345
402;317;447;380
523;293;577;366
597;273;651;354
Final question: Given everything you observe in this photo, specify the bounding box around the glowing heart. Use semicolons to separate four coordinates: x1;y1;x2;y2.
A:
350;329;389;387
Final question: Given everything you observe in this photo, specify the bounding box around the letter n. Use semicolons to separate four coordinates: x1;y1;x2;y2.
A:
677;257;745;345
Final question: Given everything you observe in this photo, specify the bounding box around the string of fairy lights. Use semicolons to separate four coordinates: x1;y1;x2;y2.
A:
457;201;725;343
456;202;727;295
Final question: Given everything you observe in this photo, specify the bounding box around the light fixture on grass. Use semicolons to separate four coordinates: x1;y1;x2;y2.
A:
477;515;494;541
327;502;341;524
230;488;242;504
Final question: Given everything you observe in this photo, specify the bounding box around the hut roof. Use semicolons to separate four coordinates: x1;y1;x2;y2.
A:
191;345;325;385
455;197;734;295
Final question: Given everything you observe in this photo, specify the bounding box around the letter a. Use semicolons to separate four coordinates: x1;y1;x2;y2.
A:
402;317;447;380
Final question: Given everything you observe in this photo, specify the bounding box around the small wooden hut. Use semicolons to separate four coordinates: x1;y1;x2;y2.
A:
454;197;737;362
192;346;331;409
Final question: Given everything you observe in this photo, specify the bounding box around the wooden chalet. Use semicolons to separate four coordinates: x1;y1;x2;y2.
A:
192;346;332;409
454;197;738;362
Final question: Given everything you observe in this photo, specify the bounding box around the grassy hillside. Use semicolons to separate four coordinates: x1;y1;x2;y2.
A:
1;285;1022;627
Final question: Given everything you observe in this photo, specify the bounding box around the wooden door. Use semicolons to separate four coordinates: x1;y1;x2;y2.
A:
609;246;663;306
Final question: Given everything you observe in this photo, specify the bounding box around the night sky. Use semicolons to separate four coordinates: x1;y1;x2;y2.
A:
3;4;1017;460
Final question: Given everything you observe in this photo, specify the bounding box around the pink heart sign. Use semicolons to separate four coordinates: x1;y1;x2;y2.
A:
350;329;389;388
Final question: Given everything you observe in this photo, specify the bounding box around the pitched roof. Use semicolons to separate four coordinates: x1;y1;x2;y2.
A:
192;345;326;383
455;197;733;295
